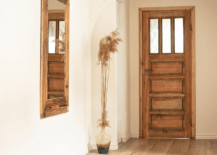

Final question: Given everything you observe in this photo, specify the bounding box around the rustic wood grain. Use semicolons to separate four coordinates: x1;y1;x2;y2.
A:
167;139;190;154
151;79;183;93
87;139;217;155
48;78;64;91
64;0;69;106
171;17;175;54
45;106;68;117
149;93;185;98
48;54;65;62
149;76;185;80
184;11;192;138
151;98;183;110
191;6;196;139
149;54;184;61
48;62;64;74
48;13;64;20
142;11;150;138
139;9;143;138
47;74;65;79
152;115;183;128
57;0;68;4
139;6;195;12
40;0;48;118
151;62;183;75
150;11;184;18
48;10;65;14
147;139;175;154
159;17;162;55
207;140;217;155
149;109;185;115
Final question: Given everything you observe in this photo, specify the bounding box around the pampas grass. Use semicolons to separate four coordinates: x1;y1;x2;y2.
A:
53;30;65;61
97;29;122;128
53;30;65;54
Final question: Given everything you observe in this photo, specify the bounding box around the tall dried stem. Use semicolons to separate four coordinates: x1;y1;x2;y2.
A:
97;29;122;128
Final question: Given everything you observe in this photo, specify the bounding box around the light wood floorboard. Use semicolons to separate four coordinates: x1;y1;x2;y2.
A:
86;138;217;155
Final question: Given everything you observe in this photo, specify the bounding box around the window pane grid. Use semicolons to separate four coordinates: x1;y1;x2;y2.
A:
150;17;184;54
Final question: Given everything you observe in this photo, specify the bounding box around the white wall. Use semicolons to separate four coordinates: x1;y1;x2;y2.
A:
90;0;118;150
0;0;91;155
129;0;217;139
116;0;131;143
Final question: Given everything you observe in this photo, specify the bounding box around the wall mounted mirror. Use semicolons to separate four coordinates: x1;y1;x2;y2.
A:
40;0;69;118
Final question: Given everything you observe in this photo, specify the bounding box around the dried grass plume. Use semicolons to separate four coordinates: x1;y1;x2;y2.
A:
97;29;122;128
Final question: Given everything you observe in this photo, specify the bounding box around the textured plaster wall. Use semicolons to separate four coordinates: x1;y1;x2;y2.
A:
0;0;91;155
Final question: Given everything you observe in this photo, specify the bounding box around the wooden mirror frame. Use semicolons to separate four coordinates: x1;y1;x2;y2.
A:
40;0;69;118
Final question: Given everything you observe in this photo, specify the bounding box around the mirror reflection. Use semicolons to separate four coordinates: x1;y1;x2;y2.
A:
48;0;65;54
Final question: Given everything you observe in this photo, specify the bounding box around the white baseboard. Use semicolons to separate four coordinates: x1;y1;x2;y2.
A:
92;144;118;150
196;135;217;139
131;133;139;138
122;134;131;142
76;148;89;155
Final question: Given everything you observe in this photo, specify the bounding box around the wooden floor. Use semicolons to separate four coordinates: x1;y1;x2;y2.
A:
87;138;217;155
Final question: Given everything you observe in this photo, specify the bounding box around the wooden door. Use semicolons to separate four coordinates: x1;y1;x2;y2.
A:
142;10;192;138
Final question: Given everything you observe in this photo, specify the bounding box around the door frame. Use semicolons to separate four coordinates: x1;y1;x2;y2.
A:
139;6;195;138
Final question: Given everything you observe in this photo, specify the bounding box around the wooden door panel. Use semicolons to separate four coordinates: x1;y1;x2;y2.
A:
149;54;185;62
48;78;64;91
151;116;183;128
149;131;185;138
48;94;64;99
48;54;64;61
151;79;183;93
151;62;183;75
151;98;183;110
48;62;64;74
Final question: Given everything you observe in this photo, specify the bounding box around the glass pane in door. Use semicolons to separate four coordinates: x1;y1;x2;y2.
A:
48;21;56;53
175;18;184;53
162;19;171;53
150;19;159;54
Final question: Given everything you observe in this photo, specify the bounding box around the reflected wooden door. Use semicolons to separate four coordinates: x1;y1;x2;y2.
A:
142;10;192;138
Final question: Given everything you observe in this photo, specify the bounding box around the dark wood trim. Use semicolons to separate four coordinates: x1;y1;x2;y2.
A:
142;12;150;137
184;10;192;138
48;13;64;20
159;17;162;54
149;11;184;18
139;9;143;138
191;6;196;139
40;0;48;118
171;17;174;54
64;0;70;107
48;10;65;14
